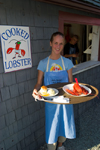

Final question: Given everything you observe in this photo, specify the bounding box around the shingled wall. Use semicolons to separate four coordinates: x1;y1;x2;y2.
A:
0;0;100;150
73;65;100;119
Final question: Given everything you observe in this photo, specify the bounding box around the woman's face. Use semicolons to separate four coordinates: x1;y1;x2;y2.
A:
50;35;64;55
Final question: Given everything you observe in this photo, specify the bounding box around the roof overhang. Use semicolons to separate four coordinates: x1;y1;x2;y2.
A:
35;0;100;15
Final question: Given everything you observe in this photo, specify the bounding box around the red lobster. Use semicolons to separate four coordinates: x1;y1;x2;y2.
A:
66;78;88;96
7;39;26;59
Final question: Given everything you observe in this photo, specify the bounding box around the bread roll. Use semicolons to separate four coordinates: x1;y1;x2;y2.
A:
40;85;47;94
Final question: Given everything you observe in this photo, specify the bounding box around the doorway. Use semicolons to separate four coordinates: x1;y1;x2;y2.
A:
59;11;100;62
64;23;92;64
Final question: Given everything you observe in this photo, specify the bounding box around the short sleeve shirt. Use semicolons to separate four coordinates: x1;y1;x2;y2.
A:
37;56;73;73
64;43;79;55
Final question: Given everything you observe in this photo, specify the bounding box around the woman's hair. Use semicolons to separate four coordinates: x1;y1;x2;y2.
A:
50;32;64;42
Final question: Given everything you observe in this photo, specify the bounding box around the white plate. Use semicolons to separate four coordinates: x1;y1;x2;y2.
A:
63;84;92;97
38;88;59;98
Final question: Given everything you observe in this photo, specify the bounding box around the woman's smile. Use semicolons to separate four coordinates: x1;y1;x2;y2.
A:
50;35;64;55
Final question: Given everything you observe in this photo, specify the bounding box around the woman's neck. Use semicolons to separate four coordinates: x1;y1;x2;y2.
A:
50;54;61;60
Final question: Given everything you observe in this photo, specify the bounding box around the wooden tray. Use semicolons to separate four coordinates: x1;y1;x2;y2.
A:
40;82;99;104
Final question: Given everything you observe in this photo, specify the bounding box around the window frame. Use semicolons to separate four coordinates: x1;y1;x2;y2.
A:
59;11;100;61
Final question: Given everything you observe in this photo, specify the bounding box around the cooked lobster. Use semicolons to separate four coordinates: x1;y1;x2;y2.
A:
66;78;89;96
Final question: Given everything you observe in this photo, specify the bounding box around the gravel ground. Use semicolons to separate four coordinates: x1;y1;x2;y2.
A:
39;102;100;150
64;102;100;150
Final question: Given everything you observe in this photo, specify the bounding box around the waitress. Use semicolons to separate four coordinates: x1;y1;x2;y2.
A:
32;32;76;150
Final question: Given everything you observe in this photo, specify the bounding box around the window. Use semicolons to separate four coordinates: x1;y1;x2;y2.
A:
59;11;100;63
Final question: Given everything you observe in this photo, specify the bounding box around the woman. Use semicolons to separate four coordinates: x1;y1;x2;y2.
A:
32;32;76;150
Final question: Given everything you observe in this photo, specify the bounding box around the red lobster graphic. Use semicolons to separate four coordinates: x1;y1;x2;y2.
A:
7;39;26;59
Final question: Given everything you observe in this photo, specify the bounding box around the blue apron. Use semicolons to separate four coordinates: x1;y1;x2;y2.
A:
44;56;76;144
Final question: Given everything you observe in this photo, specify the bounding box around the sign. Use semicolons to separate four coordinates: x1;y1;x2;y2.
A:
0;25;32;73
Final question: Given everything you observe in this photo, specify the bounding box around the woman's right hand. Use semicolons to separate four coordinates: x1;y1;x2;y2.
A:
32;89;42;100
32;70;44;100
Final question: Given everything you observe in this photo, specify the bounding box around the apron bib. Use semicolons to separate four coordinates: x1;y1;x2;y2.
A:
44;56;76;144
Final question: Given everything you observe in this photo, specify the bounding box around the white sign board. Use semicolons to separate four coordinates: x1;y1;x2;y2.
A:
0;25;32;73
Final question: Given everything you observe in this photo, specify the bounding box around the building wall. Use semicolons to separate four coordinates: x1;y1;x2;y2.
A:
0;0;100;150
73;65;100;120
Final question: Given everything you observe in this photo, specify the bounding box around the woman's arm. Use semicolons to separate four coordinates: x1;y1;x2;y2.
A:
32;70;44;98
67;68;73;82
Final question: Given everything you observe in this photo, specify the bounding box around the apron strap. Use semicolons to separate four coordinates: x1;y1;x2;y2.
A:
46;56;65;72
61;56;65;70
46;56;50;72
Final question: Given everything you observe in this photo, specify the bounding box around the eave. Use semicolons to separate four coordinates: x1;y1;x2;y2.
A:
35;0;100;15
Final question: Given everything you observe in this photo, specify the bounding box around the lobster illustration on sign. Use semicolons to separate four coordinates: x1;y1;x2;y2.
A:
7;39;26;59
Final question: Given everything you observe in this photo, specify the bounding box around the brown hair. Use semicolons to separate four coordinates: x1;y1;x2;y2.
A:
50;32;64;42
71;35;79;40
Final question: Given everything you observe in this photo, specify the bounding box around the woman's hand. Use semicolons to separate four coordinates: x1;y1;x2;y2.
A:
32;70;44;100
32;89;42;100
